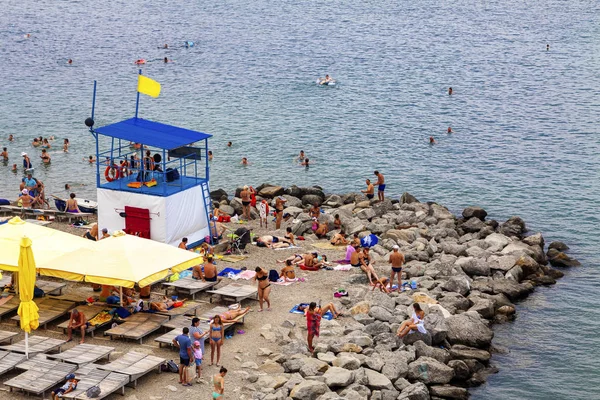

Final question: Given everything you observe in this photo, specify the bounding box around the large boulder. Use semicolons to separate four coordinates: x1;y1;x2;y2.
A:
282;195;303;208
259;185;285;198
449;344;491;362
301;186;326;198
445;312;493;348
210;188;228;201
522;232;544;248
430;204;454;220
498;216;526;238
364;368;394;390
429;385;468;399
461;217;485;233
381;354;409;381
456;257;490;277
298;358;329;377
462;207;488;221
369;306;394;322
398;382;430;400
285;185;303;198
302;194;323;206
547;249;581;268
323;367;354;388
401;192;419;204
218;204;236;216
423;313;447;345
441;276;471;296
333;354;362;370
229;197;243;216
402;331;432;346
289;380;329;400
407;357;454;384
484;233;511;250
413;340;450;364
548;241;569;252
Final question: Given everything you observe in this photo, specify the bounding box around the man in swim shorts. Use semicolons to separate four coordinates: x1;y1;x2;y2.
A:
362;179;375;200
389;245;405;292
374;170;385;201
212;366;227;398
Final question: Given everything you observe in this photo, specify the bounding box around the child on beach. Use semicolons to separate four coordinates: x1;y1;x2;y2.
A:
192;340;203;382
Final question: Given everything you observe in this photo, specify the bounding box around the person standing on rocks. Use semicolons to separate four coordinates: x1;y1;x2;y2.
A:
374;171;385;201
275;196;286;229
361;179;375;200
389;245;405;291
240;186;251;221
306;302;322;353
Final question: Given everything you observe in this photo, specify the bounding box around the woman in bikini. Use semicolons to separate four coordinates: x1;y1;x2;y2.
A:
253;267;271;312
218;307;251;323
209;315;224;366
279;260;296;281
276;253;305;265
150;296;176;312
66;193;80;213
240;186;251;220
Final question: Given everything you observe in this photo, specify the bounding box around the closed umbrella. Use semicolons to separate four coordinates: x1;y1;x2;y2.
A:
17;236;39;359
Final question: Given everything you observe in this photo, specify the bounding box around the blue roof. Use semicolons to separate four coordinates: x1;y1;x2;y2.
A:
94;118;212;150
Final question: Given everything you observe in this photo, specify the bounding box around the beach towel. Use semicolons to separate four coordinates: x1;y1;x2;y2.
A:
300;264;319;271
218;268;241;277
333;265;352;271
335;259;351;265
273;280;294;286
237;270;256;280
312;242;344;250
221;255;247;263
274;245;301;250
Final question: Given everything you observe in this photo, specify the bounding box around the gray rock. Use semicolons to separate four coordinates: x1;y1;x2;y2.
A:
217;204;235;216
346;334;374;348
299;358;330;377
445;312;494;348
430;204;454;220
398;382;430;400
401;192;419;204
413;340;451;364
282;195;303;208
210;188;228;201
365;290;397;311
441;276;471;296
547;250;581;268
356;208;376;220
447;359;470;381
332;355;362;370
440;242;467;257
369;306;394;322
489;279;534;300
402;331;432;346
364;368;394;390
449;344;491;362
394;377;411;392
423;313;447;345
548;241;569;252
302;194;323;206
462;207;488;221
498;216;526;238
381;355;409;381
354;313;375;325
382;229;417;244
259;185;285;198
323;367;354;388
364;353;385;372
364;321;391;337
484;233;511;250
462;217;485;233
408;356;454;384
429;385;468;399
229;197;244;216
456;257;490;277
289;380;329;400
468;298;495;319
317;352;337;364
522;232;544;248
487;254;518;272
325;194;344;208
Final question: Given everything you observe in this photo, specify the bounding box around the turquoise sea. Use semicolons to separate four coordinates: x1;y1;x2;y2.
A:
1;1;599;398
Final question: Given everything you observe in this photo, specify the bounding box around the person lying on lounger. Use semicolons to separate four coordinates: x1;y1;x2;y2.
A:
215;306;251;323
51;374;78;400
151;296;186;312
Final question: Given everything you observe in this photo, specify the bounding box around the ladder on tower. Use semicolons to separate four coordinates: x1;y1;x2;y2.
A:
201;181;218;244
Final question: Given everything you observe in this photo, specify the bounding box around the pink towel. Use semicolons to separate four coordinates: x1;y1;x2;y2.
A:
238;270;256;280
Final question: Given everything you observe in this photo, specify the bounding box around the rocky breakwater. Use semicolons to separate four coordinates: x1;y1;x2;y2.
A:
211;184;581;400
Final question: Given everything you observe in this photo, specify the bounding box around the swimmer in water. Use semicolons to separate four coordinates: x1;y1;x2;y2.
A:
227;141;232;148
1;147;8;161
63;138;69;152
67;59;72;64
31;138;40;147
447;127;452;134
429;136;436;145
208;150;213;161
11;164;17;172
297;150;306;162
163;44;168;49
85;155;96;164
65;184;70;190
40;149;51;164
448;87;453;95
24;34;31;39
300;158;310;167
546;44;550;51
8;134;14;141
163;57;170;63
42;138;51;148
241;157;249;166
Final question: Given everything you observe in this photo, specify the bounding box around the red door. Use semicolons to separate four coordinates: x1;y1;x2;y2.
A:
124;206;151;239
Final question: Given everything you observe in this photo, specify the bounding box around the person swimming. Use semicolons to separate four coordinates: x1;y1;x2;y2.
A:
67;59;72;64
8;134;14;141
163;44;169;49
163;57;171;63
301;158;310;167
241;157;249;166
208;150;213;161
227;141;232;148
546;44;550;51
447;127;452;134
318;75;335;85
448;87;453;95
429;136;436;145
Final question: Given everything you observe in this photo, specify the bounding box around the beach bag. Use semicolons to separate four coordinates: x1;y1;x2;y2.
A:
86;386;101;398
33;287;45;298
106;295;120;305
167;360;179;373
166;168;180;182
115;307;131;319
268;269;279;282
185;365;197;383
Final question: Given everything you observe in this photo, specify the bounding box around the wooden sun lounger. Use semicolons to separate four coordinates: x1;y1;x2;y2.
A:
0;330;19;344
57;305;110;338
37;279;68;295
11;298;75;329
161;314;195;330
55;212;93;223
162;277;218;299
155;300;203;319
62;365;130;399
0;274;12;287
207;283;258;304
5;354;77;398
47;344;115;366
0;335;66;355
97;351;165;388
0;296;20;320
0;351;26;376
104;313;168;344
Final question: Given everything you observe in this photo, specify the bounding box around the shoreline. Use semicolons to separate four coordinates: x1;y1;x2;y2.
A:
209;183;581;399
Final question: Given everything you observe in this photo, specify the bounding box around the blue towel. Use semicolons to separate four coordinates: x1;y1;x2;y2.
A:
289;303;333;320
218;267;242;277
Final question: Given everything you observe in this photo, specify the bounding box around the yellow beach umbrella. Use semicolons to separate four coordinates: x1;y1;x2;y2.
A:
17;236;39;359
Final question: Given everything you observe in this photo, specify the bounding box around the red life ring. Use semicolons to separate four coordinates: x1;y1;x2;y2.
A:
105;165;121;182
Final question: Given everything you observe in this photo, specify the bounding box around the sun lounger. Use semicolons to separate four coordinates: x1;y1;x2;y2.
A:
97;351;165;388
0;273;12;287
0;330;19;344
207;283;258;305
47;344;114;366
55;212;93;223
0;351;26;376
0;335;66;355
104;313;168;344
62;365;130;399
155;300;203;319
36;279;68;295
11;298;75;329
5;354;77;397
57;305;111;338
161;314;195;330
162;277;218;299
0;296;20;320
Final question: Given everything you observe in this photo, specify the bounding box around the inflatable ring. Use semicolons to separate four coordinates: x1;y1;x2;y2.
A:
134;59;146;65
105;165;121;182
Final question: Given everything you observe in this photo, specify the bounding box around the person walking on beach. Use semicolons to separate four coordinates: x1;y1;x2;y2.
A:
240;186;251;220
374;171;385;201
362;179;375;200
253;267;272;312
212;367;227;399
172;327;193;386
389;245;405;291
209;315;224;366
259;198;269;228
275;196;286;229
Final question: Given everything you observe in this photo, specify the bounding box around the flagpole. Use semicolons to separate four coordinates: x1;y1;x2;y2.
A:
135;69;142;119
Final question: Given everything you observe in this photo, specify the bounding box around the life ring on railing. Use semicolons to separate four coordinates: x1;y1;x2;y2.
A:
105;165;121;182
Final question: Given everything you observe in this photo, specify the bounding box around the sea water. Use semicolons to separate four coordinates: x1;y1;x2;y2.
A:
0;1;598;398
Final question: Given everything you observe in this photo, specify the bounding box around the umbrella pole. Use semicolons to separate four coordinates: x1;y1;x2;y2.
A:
119;287;123;307
25;332;28;360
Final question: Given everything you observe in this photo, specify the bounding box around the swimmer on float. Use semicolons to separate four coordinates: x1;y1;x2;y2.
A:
317;75;335;85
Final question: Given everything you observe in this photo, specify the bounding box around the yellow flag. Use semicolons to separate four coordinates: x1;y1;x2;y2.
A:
137;75;161;98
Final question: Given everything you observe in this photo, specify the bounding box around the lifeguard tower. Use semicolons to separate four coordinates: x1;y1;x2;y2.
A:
85;79;214;246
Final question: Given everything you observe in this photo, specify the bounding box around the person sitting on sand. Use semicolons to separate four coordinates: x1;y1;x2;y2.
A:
178;237;188;250
280;260;296;281
315;221;329;239
372;277;391;293
285;227;296;246
360;247;379;285
255;235;291;249
333;214;342;230
66;309;87;344
303;252;324;269
351;233;361;248
200;242;214;256
397;303;427;338
330;230;348;246
196;255;220;282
